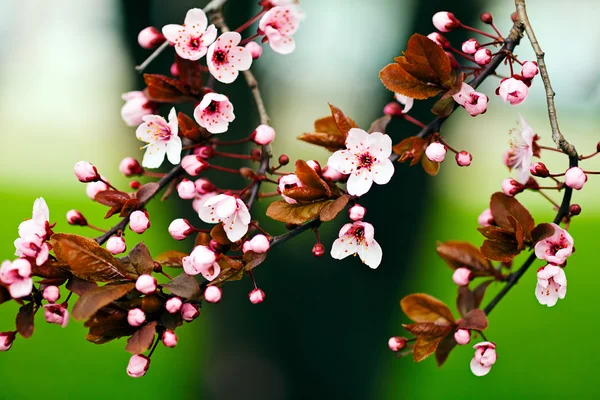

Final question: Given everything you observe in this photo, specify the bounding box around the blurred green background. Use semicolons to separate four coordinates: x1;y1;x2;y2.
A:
0;0;599;399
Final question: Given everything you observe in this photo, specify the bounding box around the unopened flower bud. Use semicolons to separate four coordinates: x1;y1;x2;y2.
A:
119;157;143;177
462;38;479;55
474;48;492;65
521;61;539;79
427;32;449;49
194;178;216;195
445;51;460;69
425;142;446;163
501;178;524;197
244;234;270;254
511;12;519;22
170;62;179;77
204;286;222;303
497;77;529;106
177;179;196;200
432;11;460;32
165;297;183;314
168;219;194;241
570;204;582;216
278;154;289;166
194;145;215;159
306;160;321;174
130;211;150;234
478;208;494;227
530;162;549;178
66;209;87;226
127;354;150;378
452;267;472;286
454;329;471;345
349;205;366;221
252;124;276;145
249;288;266;304
455;151;472;167
130;181;141;190
245;41;263;59
181;303;200;322
107;236;127;254
480;12;493;24
162;330;178;347
251;148;262;161
312;243;325;257
322;165;345;182
74;161;99;183
127;308;146;327
388;336;407;352
137;26;165;49
43;286;60;303
0;332;15;351
564;167;587;190
44;304;69;328
135;274;157;294
181;155;209;176
383;102;404;117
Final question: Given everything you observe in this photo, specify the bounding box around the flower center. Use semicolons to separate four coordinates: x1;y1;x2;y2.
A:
206;101;219;115
146;120;172;142
350;226;365;244
212;49;228;65
189;37;201;49
357;153;375;170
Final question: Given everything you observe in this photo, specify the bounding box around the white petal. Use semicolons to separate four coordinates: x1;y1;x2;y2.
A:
346;169;373;197
265;27;296;54
9;278;32;299
184;8;208;32
230;47;252;71
470;357;492;376
330;238;359;260
166;136;182;165
201;25;218;47
142;143;167;168
345;128;369;152
366;132;392;158
371;159;394;185
215;195;237;219
32;198;49;224
235;200;252;225
224;215;248;242
162;24;183;43
327;150;356;175
358;240;382;269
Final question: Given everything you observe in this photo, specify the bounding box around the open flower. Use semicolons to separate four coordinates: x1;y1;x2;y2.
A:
535;265;567;307
0;259;32;299
162;8;217;61
258;5;304;54
497;77;529;106
452;83;488;116
330;221;382;269
327;128;394;196
136;107;182;169
14;197;51;266
207;32;252;84
506;115;534;184
534;223;574;265
43;303;70;328
182;245;221;281
121;91;157;127
193;93;235;134
470;342;497;376
198;194;251;242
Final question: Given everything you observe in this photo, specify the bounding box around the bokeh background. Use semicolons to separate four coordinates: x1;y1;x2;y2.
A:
0;0;599;399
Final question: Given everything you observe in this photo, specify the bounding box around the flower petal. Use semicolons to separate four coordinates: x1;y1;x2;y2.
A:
166;136;182;165
346;169;373;197
327;150;355;175
184;8;208;32
142;143;167;169
330;238;359;260
345;128;369;153
371;158;394;185
358;240;382;269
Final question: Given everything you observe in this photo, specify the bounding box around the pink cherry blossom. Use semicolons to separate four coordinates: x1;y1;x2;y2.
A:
427;32;449;48
306;160;321;174
181;155;209;176
452;83;488;116
192;191;218;215
322;166;345;182
245;41;263;59
127;308;146;327
66;209;87;226
521;61;539;79
497;77;529;106
474;48;492;65
0;332;15;351
470;342;497;376
130;211;150;234
534;223;574;265
162;330;178;347
506;115;534;184
461;38;479;54
327;128;394;197
530;162;549;178
278;174;305;204
258;5;304;54
432;11;460;32
43;286;60;303
194;145;215;159
182;245;221;281
165;297;183;314
349;204;366;221
501;178;524;197
394;93;414;113
249;288;266;304
74;161;99;183
330;221;383;269
14;197;51;266
121;91;157;127
455;151;472;167
388;336;407;352
86;180;109;200
204;286;222;303
252;124;276;145
138;27;165;49
119;157;143;177
136;107;182;169
177;179;196;200
454;329;471;345
193;93;235;134
135;274;157;294
0;259;32;298
168;219;194;241
452;268;472;286
535;265;567;307
198;194;251;242
243;234;271;254
127;354;150;378
181;303;200;321
107;236;126;255
478;208;494;227
43;304;69;328
207;32;252;84
162;8;217;61
564;167;587;190
425;142;446;163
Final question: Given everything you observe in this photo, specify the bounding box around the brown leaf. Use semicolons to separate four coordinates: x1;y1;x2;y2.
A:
123;243;154;276
532;223;555;245
72;283;135;321
489;192;535;240
125;321;157;354
32;259;71;280
296;160;330;194
144;74;194;103
393;136;426;166
211;224;232;245
431;97;455;117
403;323;453;338
178;112;208;142
161;310;184;330
380;63;443;99
319;194;350;222
421;156;440;176
477;226;517;243
94;190;130;207
104;206;122;219
297;131;346;152
155;250;188;268
266;200;329;225
443;72;466;98
136;182;160;204
162;274;201;299
456;286;474;318
435;335;458;367
508;215;525;250
218;255;243;271
243;251;268;271
84;305;134;344
436;241;495;277
458;309;488;331
50;234;131;282
16;303;34;338
208;267;244;287
328;103;358;135
401;293;455;324
66;277;98;296
283;186;328;202
368;115;392;134
481;240;520;262
119;198;140;217
473;280;493;309
195;232;212;247
400;34;452;85
414;335;445;362
175;55;203;93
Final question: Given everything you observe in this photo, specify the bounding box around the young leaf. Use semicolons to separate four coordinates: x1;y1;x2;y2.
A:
489;192;535;239
123;242;154;276
401;293;456;324
125;321;157;354
436;241;494;277
283;186;328;202
16;303;35;338
532;223;555;245
66;277;98;296
435;335;458;367
154;251;188;268
473;280;493;309
208;267;244;287
456;286;474;318
403;323;453;338
431;97;455;117
393;136;426;166
368;115;392;134
0;286;10;306
413;335;445;362
162;275;201;299
481;240;520;262
380;63;443;99
319;194;350;222
266;200;329;225
32;259;71;280
219;255;243;271
295;160;330;194
136;182;160;204
328;103;358;135
72;282;135;321
84;305;134;344
298;116;346;152
210;224;232;245
421;156;440;176
400;34;452;86
175;55;203;93
144;74;194;103
243;251;268;271
178;112;209;142
94;190;130;207
458;309;488;331
119;198;140;217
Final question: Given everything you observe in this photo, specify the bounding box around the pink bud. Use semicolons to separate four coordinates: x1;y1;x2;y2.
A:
454;329;471;345
119;157;143;177
181;303;200;322
570;204;582;216
425;142;446;163
43;304;69;328
452;268;472;286
478;208;494;227
445;51;460;69
252;124;276;145
106;236;126;255
170;62;179;76
432;11;460;32
130;211;150;234
427;32;449;49
162;330;178;347
204;286;222;303
127;354;150;378
349;205;366;221
474;48;492;65
461;38;480;54
249;288;266;304
181;155;209;176
127;308;146;327
86;181;109;200
455;151;472;167
245;41;263;59
43;286;60;303
312;243;325;257
74;161;99;183
322;165;345;182
564;167;587;190
194;178;216;195
138;27;165;49
194;145;215;159
497;77;529;106
165;297;183;314
501;178;524;197
177;179;196;200
0;332;15;351
306;160;321;174
388;336;407;352
521;61;539;79
66;209;87;226
168;219;194;241
383;102;404;117
135;274;157;294
247;234;270;253
242;241;253;253
530;162;549;178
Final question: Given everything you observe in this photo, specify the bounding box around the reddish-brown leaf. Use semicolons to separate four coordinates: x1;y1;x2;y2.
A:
414;335;445;362
489;192;535;240
473;280;493;309
72;282;135;321
435;334;458;367
195;232;212;247
421;156;441;176
161;310;184;330
380;63;443;99
16;303;34;338
0;286;11;306
296;160;330;193
508;215;525;250
104;206;122;219
66;277;98;296
155;250;188;268
477;226;517;243
84;305;134;344
136;182;160;204
400;34;452;85
401;293;455;324
532;223;555;245
481;240;520;262
436;241;495;277
162;274;201;299
94;190;130;207
297;131;346;152
125;321;157;354
218;255;243;271
319;194;350;222
144;74;193;103
456;286;474;318
119;198;140;217
328;103;358;135
243;251;268;271
403;323;453;338
208;267;244;287
175;55;203;93
393;136;426;166
443;72;466;99
458;309;488;331
368;115;392;134
120;242;154;276
431;97;455;117
211;224;233;245
266;200;329;225
178;112;208;142
32;259;71;280
283;186;328;202
50;234;131;282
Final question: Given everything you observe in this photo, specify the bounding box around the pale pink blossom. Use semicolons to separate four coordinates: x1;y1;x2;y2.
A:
177;179;196;200
470;342;497;376
119;157;143;177
198;194;251;242
321;166;345;182
432;11;460;32
245;41;263;59
564;167;587;190
521;61;539;79
181;155;209;176
138;27;165;49
327;128;394;196
330;221;383;269
388;336;407;352
535;265;567;307
193;93;235;134
135;274;157;294
86;181;109;200
506;115;535;184
452;268;472;286
127;308;146;327
43;304;69;328
534;223;574;265
454;329;471;345
249;288;266;304
107;236;126;254
259;5;304;54
204;286;222;303
207;32;252;84
497;77;529;106
14;198;51;266
349;204;366;221
394;93;414;113
252;124;276;145
425;142;446;162
242;234;271;254
121;91;157;127
162;330;178;347
192;191;218;214
461;38;479;54
182;245;221;281
66;210;87;226
306;160;321;174
278;174;304;204
181;303;199;321
130;211;150;234
501;178;524;197
474;48;491;65
168;219;194;240
0;332;15;351
127;354;150;378
162;8;217;61
194;145;215;159
427;32;449;48
0;259;32;298
455;151;472;166
74;161;99;183
136;107;182;169
452;83;488;116
43;286;60;303
165;297;183;314
478;209;494;227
